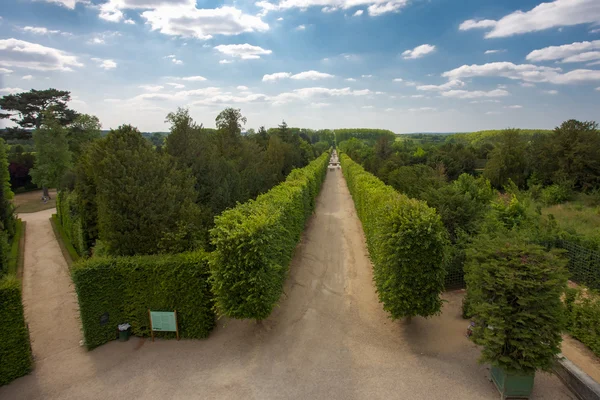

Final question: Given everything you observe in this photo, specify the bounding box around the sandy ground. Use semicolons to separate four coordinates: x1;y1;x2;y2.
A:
0;170;575;400
13;189;57;213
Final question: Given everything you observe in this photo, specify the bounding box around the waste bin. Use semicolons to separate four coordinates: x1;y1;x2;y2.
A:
118;323;131;342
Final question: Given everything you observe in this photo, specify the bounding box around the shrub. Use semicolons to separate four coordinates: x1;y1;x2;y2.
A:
540;183;572;205
210;151;330;320
56;191;87;257
565;287;600;357
340;154;448;320
0;275;32;385
6;219;23;276
72;251;214;349
465;234;568;373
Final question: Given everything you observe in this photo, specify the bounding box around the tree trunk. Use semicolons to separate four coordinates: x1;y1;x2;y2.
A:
42;186;50;199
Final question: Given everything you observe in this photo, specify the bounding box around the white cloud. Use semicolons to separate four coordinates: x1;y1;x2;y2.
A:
271;86;373;105
361;74;373;78
417;79;464;91
92;58;117;70
486;111;501;115
309;102;331;108
409;107;436;112
22;26;64;35
256;0;409;17
166;82;185;89
139;85;163;92
41;0;85;9
526;40;600;62
362;105;374;109
460;0;600;38
0;38;82;71
385;108;394;112
470;99;501;104
0;87;24;95
22;75;33;80
237;85;249;90
520;82;536;87
263;72;291;82
219;59;233;64
99;3;270;39
296;24;306;30
90;38;105;44
322;6;338;13
345;78;357;81
442;62;600;84
214;43;272;59
0;68;13;74
587;60;600;66
172;58;183;65
402;44;435;59
484;49;504;54
393;78;403;82
353;9;364;16
459;19;497;31
410;95;425;98
505;105;523;109
124;18;136;24
277;17;284;21
591;28;600;33
181;76;207;81
103;98;122;103
596;87;600;90
544;89;559;95
561;51;600;63
292;70;335;80
367;1;408;16
441;89;509;99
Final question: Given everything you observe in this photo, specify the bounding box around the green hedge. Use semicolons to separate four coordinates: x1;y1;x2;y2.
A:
56;190;87;257
0;275;32;385
6;219;23;276
566;288;600;357
340;153;448;320
51;214;80;265
210;150;330;320
72;251;214;349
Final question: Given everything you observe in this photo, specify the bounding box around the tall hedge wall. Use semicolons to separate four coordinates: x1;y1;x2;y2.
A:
340;153;448;320
0;275;32;385
56;190;87;257
72;251;214;349
566;288;600;357
210;150;330;320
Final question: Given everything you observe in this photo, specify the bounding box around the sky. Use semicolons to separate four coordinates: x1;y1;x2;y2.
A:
1;0;600;133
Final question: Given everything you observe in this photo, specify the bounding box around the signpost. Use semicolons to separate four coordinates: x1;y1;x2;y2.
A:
148;310;179;341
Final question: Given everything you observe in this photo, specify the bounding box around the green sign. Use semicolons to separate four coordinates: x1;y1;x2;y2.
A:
149;311;177;332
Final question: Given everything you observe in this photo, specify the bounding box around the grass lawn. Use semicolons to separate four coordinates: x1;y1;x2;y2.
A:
13;189;57;213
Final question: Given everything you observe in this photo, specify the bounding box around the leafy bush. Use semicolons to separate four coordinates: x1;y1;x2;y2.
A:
541;183;572;205
465;235;568;373
56;191;87;257
565;287;600;357
210;151;330;320
0;275;32;385
340;154;448;320
72;251;214;349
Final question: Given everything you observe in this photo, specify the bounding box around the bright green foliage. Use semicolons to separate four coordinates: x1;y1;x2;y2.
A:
340;154;448;320
465;235;568;373
334;128;396;143
210;151;330;320
72;251;214;349
67;114;102;156
30;115;72;192
6;219;23;276
565;288;600;357
451;129;552;146
540;183;572;205
484;129;529;189
0;275;32;385
56;191;87;257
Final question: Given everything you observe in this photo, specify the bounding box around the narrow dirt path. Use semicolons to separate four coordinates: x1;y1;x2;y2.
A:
0;173;573;399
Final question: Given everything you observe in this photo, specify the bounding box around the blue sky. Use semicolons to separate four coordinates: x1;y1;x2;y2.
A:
1;0;600;132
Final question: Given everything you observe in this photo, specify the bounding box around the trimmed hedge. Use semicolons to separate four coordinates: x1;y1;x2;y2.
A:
56;190;87;257
210;150;330;320
565;287;600;357
72;251;214;349
6;219;23;276
340;153;448;320
51;214;81;265
0;275;32;385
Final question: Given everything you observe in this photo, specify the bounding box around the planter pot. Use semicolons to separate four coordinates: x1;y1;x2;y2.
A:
490;365;535;399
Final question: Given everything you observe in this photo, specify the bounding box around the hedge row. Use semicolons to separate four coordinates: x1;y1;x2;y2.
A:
340;153;448;319
566;288;600;357
72;251;214;349
56;191;87;257
0;275;32;385
6;219;23;276
210;150;330;320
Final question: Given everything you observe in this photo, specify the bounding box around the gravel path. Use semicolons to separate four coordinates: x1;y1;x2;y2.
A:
0;172;574;400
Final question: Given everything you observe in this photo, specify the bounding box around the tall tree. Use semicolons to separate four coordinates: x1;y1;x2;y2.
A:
67;114;101;156
0;89;78;137
30;114;72;199
215;108;246;157
0;139;15;238
483;129;529;189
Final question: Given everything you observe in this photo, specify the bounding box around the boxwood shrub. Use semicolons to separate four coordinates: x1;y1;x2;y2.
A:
0;275;32;385
565;287;600;357
72;251;214;349
340;153;448;320
210;150;330;320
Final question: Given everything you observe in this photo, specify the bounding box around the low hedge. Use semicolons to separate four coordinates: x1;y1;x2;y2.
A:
210;150;330;320
340;153;448;320
51;214;80;266
56;190;87;257
6;219;23;276
72;251;214;349
0;275;32;385
565;287;600;357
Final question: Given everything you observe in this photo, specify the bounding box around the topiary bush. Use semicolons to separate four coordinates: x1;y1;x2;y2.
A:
465;234;568;373
340;153;448;320
565;287;600;357
0;275;32;385
72;251;214;349
210;151;330;320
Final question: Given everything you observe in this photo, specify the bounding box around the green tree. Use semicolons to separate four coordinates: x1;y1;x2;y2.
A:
484;129;529;188
0;139;15;238
30;114;72;199
67;114;101;156
0;89;78;134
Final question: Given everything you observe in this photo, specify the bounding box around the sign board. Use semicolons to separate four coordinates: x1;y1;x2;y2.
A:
148;310;179;341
